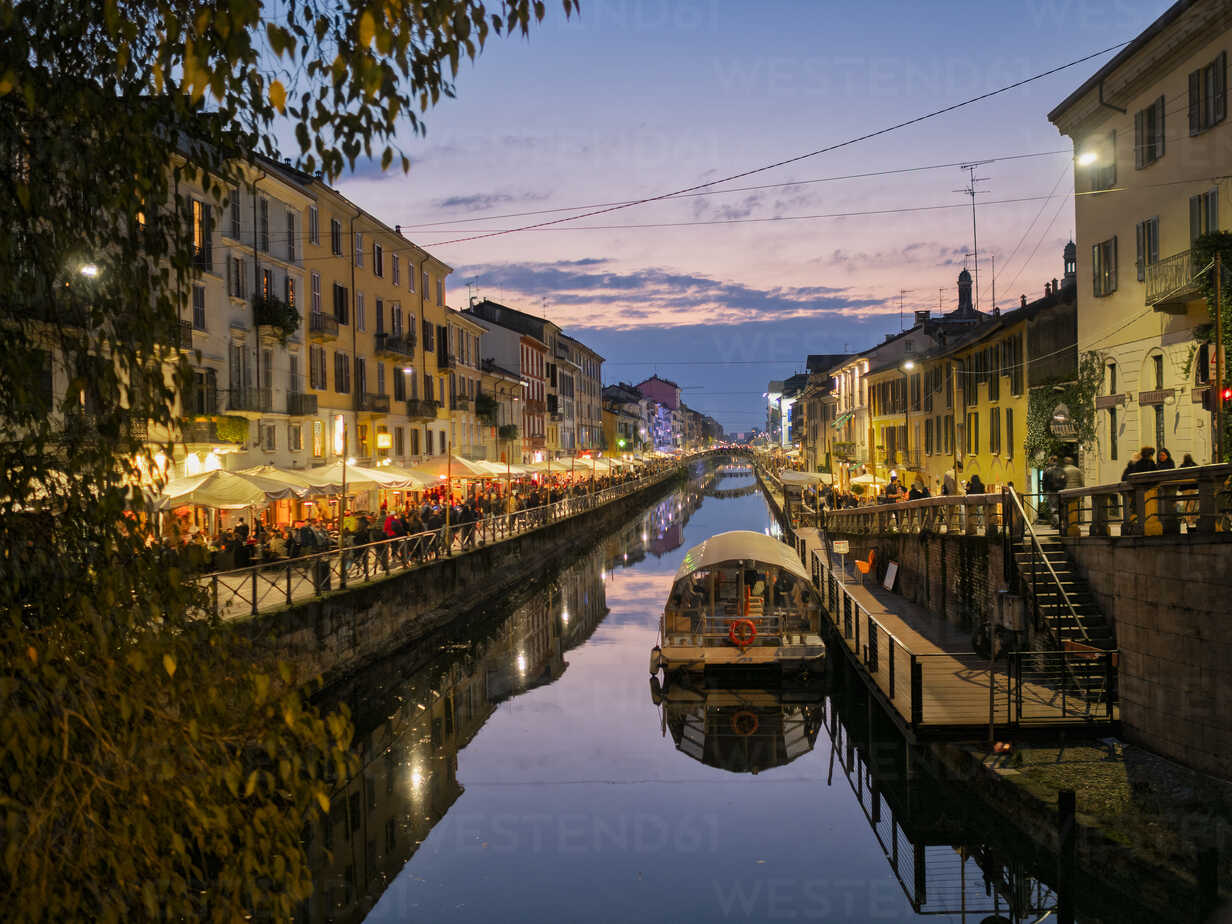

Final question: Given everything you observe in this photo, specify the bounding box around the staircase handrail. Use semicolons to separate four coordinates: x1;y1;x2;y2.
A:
1006;486;1091;645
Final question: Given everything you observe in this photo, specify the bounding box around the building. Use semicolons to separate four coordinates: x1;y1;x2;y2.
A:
636;375;682;450
479;359;524;463
602;383;648;452
559;334;604;453
1048;0;1232;484
445;308;486;459
796;354;849;473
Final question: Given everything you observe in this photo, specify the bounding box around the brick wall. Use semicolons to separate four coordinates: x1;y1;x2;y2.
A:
1066;535;1232;777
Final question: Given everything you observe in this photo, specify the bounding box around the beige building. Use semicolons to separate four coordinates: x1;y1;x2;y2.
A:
1049;0;1230;483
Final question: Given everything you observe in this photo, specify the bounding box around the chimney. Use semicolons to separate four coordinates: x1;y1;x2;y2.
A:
914;309;930;324
1020;294;1028;308
1052;277;1059;295
1044;282;1051;296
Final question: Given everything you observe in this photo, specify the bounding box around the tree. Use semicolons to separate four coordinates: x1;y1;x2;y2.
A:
0;0;575;918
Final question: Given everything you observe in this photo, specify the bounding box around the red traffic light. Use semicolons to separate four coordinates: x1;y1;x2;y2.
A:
1223;387;1232;402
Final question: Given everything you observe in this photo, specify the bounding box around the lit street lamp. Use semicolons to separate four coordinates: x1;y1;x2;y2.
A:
899;359;916;471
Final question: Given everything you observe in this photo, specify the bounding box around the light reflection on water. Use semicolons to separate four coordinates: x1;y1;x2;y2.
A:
303;467;1121;924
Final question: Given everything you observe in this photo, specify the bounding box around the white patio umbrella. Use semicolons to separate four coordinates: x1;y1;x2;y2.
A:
409;455;492;480
157;470;288;510
237;464;330;497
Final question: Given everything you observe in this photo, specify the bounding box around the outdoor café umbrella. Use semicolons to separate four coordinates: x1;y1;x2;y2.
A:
410;455;492;480
157;470;288;510
237;464;330;497
850;473;886;486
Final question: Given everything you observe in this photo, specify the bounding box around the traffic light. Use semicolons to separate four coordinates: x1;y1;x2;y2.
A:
1205;385;1232;411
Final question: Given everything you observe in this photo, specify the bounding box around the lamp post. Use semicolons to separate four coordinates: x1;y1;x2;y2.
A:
899;359;916;473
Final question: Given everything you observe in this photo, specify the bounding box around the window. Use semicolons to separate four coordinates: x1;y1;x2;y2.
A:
436;278;443;306
1135;217;1159;282
1092;237;1117;297
330;218;342;255
407;263;416;293
393;366;407;400
1107;362;1118;395
1133;95;1165;168
309;345;327;389
394;427;404;457
924;418;934;455
1108;407;1118;461
1196;343;1211;384
258;197;270;252
311;272;321;314
354;232;363;267
391;302;402;336
284;275;296;309
286;211;296;262
261;422;276;451
333;283;349;324
375;297;384;334
990;407;1001;455
1189;52;1227;135
438;431;446;455
1190;189;1219;244
1154;405;1165;449
308;206;319;245
1091;130;1116;191
191;199;212;270
1006;409;1013;460
312;419;325;457
422;320;434;351
357;423;369;458
1153;353;1164;390
334;352;351;393
392;254;400;286
355;356;367;397
261;267;272;300
377;361;385;395
192;285;206;330
357;291;365;332
373;243;383;277
422;270;430;297
423;373;434;401
229;187;241;238
228;255;246;298
967;411;980;455
288;423;302;451
411;428;420;456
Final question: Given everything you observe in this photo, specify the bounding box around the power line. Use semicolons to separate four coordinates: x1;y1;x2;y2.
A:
395;149;1073;229
423;41;1131;247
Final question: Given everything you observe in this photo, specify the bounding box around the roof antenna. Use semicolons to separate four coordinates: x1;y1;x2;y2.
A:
956;163;990;310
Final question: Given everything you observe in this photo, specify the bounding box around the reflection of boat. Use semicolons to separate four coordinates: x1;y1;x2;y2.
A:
653;683;824;774
651;530;824;675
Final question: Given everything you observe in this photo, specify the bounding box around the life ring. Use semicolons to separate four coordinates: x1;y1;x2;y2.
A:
729;618;757;648
731;710;759;736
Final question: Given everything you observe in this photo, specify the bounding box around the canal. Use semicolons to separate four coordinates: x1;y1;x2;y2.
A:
306;460;1124;923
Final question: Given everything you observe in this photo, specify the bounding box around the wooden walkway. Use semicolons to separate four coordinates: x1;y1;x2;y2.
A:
760;478;1117;738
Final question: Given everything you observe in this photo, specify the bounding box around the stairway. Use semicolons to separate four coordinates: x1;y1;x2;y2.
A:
1013;535;1114;649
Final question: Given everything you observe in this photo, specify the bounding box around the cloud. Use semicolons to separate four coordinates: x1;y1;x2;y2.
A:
819;241;970;269
458;258;897;332
432;190;549;212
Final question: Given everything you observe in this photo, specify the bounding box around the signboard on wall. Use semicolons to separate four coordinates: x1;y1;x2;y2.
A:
882;561;899;592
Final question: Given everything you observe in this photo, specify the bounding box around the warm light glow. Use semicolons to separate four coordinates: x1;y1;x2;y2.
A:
560;609;570;625
516;653;527;673
1076;150;1098;166
184;452;203;477
204;452;222;472
346;457;356;466
333;414;345;456
376;432;392;449
80;263;99;278
410;768;425;791
901;359;916;371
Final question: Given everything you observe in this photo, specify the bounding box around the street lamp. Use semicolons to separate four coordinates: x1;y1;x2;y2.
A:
899;359;916;471
1076;150;1098;167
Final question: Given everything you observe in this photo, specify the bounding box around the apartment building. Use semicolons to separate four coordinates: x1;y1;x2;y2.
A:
446;308;486;459
559;334;605;453
1049;0;1232;483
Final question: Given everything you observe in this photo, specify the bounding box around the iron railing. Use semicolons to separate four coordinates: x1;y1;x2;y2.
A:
309;312;339;339
1144;249;1197;306
1056;463;1232;537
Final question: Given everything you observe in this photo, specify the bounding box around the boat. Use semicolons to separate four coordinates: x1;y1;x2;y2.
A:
649;529;825;677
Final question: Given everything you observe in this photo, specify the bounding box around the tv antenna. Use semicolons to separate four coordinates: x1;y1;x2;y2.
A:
956;163;990;310
899;289;912;330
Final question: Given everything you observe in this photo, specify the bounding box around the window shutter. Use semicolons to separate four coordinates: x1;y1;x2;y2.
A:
1135;221;1145;282
1133;109;1143;168
1190;69;1202;134
1216;52;1228;124
1110;236;1117;293
1092;243;1101;295
1150;218;1159;265
1155;96;1165;159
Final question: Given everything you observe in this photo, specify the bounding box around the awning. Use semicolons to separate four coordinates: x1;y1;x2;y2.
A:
674;530;812;585
158;471;290;510
408;455;492;480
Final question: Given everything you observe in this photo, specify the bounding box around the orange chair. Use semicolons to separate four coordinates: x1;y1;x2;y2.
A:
854;549;876;584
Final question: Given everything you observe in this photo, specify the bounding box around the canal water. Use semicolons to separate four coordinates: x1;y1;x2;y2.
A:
307;461;1114;923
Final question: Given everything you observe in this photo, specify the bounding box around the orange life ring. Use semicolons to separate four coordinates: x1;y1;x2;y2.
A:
731;710;759;736
729;618;757;649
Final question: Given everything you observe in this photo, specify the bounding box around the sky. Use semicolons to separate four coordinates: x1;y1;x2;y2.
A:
334;0;1169;432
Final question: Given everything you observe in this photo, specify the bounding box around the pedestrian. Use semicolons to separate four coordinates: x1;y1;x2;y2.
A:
1155;448;1176;470
942;468;957;497
966;473;985;495
1180;452;1197;467
1134;447;1157;474
907;478;929;501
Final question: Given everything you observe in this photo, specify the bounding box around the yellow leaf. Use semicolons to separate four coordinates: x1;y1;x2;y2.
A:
315;791;330;814
358;11;376;48
244;770;258;798
25;646;36;664
269;79;286;114
162;653;176;678
0;69;17;97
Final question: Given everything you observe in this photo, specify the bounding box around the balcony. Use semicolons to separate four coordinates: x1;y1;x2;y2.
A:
359;392;390;414
450;394;472;412
287;392;317;416
375;332;416;359
181;416;247;445
177;319;194;350
309;312;339;341
1145;250;1200;313
526;398;546;414
406;398;439;420
227;386;273;414
436;352;456;370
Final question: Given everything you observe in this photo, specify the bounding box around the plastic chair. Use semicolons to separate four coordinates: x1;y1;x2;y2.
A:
855;549;876;584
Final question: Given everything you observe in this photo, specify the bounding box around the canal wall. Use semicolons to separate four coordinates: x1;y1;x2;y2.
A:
234;468;687;687
1063;534;1232;779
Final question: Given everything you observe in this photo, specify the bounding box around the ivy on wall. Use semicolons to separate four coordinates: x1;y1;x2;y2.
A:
1025;350;1103;465
1188;231;1232;459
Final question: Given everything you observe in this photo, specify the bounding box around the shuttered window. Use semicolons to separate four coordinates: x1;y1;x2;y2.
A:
1133;95;1165;168
1189;51;1227;135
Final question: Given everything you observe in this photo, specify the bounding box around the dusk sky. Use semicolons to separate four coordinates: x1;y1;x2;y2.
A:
336;0;1167;432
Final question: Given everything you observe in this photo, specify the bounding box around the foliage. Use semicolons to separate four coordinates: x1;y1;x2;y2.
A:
0;0;574;918
1188;232;1232;458
498;423;519;441
213;414;250;445
1024;351;1103;465
253;294;300;344
474;391;499;425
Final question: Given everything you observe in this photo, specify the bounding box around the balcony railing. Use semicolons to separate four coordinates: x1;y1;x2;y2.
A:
437;352;456;370
451;394;472;412
359;392;390;414
178;318;194;349
309;312;339;340
406;398;439;419
375;332;415;359
1145;250;1199;311
287;392;317;416
227;386;273;414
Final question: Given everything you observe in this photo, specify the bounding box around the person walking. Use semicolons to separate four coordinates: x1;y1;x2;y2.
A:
1155;448;1176;470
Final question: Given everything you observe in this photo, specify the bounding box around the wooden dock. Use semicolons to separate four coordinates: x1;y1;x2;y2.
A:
759;476;1117;739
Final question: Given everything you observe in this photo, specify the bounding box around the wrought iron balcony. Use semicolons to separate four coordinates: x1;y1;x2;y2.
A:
177;318;195;350
375;332;416;359
227;386;273;414
287;392;317;416
359;392;390;414
309;312;339;340
451;394;472;412
406;398;439;420
1145;250;1200;312
436;352;456;370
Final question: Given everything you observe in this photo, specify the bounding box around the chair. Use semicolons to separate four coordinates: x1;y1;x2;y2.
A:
854;549;876;585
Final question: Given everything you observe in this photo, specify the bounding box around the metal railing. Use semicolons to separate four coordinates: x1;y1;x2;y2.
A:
1144;249;1196;306
374;332;415;358
196;466;680;619
1056;463;1232;537
227;386;273;413
823;493;1004;537
405;398;439;419
1004;486;1090;646
309;312;340;339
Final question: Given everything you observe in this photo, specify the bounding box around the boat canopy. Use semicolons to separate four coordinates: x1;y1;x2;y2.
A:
674;530;810;585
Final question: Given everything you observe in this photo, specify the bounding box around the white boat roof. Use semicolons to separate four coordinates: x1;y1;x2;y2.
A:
674;530;810;584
